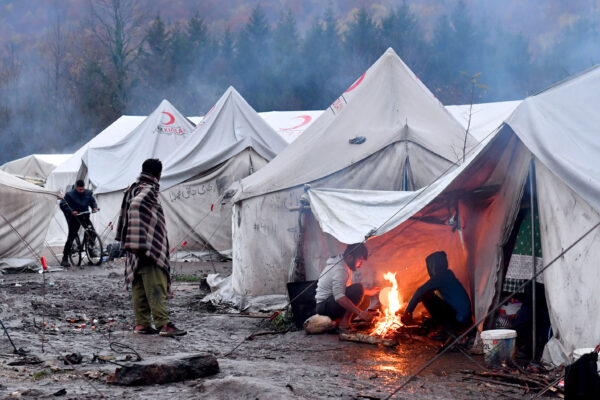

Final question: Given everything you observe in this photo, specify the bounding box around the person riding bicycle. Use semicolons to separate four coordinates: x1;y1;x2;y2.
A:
59;180;99;267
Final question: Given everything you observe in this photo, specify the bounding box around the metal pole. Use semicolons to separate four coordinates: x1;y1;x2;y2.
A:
529;159;537;360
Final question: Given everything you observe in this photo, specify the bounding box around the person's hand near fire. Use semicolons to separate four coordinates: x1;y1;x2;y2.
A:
314;243;377;332
401;311;414;326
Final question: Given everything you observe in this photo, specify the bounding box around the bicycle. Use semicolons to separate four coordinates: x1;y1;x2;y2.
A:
68;210;104;266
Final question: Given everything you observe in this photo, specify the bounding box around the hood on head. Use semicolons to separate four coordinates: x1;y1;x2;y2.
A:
426;251;448;277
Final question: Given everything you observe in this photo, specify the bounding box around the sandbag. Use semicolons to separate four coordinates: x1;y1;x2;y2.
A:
303;314;335;334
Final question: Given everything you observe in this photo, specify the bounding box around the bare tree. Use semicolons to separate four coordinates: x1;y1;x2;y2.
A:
89;0;147;112
0;44;21;113
39;16;71;130
462;72;487;162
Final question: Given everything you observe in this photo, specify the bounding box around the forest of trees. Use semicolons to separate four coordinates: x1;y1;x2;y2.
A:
1;0;599;163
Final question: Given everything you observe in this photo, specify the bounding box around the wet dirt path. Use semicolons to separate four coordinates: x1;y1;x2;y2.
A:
0;260;552;399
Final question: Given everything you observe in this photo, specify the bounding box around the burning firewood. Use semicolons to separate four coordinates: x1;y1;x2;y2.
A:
339;332;397;347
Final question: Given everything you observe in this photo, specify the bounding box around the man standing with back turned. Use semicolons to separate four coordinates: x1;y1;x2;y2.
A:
116;158;186;337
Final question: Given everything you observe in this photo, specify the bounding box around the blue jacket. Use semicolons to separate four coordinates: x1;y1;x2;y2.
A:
60;189;98;214
406;269;472;323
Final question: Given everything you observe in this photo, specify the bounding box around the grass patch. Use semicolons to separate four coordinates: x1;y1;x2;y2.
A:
32;369;50;381
173;274;203;283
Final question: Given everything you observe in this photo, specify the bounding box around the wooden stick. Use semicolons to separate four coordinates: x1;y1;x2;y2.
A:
339;332;396;347
474;371;546;388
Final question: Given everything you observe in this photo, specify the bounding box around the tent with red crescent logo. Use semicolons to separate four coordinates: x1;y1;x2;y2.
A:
0;169;58;262
44;113;203;247
158;86;288;253
229;55;600;366
44;115;146;247
229;47;478;299
300;65;600;367
75;99;195;244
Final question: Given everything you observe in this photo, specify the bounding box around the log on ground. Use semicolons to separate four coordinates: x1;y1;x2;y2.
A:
108;353;219;386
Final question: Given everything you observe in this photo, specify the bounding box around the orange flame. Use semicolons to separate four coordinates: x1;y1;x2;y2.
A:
371;272;403;337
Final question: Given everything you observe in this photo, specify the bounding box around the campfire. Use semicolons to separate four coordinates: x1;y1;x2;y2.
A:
370;272;405;337
338;273;444;348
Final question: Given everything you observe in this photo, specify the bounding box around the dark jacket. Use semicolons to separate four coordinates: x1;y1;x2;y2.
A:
565;352;600;399
60;188;98;214
406;251;472;323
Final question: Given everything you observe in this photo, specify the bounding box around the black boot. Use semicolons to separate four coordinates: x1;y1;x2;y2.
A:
60;257;70;267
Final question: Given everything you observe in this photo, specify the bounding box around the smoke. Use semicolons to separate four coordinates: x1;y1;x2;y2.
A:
1;0;599;164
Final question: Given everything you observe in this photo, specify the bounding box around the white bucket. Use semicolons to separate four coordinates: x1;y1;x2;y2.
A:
481;329;517;367
572;348;600;372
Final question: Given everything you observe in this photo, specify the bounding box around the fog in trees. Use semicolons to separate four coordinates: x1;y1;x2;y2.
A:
1;0;598;163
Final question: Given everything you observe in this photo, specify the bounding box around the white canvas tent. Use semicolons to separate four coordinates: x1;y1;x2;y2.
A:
44;116;146;246
78;100;196;243
45;116;146;194
0;170;58;261
296;65;600;366
230;48;478;297
1;154;71;186
44;114;203;246
159;87;288;252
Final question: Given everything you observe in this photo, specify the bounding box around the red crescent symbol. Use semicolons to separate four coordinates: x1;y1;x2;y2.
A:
161;111;175;125
345;72;366;93
281;115;312;131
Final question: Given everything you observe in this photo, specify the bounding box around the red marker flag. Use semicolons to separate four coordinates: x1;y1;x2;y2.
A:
41;257;47;271
211;204;214;211
182;241;187;247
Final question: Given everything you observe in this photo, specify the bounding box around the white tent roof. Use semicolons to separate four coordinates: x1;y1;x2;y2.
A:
160;87;288;189
83;100;195;194
258;102;520;145
446;100;522;142
259;110;323;143
1;154;71;184
45;116;146;192
506;65;600;214
235;48;477;201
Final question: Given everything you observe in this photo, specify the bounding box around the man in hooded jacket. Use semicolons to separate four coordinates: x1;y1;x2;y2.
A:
401;251;472;334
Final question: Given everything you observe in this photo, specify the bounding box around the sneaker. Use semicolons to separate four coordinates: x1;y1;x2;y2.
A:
158;322;187;337
60;259;70;267
133;325;158;335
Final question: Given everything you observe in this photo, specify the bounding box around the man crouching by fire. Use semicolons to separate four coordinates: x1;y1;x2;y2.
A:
401;251;472;341
315;243;380;332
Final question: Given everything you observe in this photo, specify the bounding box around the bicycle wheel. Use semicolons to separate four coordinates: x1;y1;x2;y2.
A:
68;236;82;266
85;230;104;266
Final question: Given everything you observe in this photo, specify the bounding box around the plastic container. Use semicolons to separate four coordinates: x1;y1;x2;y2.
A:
481;329;517;367
573;348;600;372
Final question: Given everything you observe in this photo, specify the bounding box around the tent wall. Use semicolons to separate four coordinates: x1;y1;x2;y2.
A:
537;162;600;365
232;140;460;296
161;149;267;252
94;191;125;242
0;172;57;259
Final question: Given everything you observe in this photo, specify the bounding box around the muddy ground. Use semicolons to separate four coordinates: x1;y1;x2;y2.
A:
0;258;556;399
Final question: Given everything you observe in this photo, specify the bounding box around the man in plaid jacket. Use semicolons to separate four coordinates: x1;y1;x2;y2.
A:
116;158;186;337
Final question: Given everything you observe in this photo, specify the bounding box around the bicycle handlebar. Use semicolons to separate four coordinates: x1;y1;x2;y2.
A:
74;209;100;216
